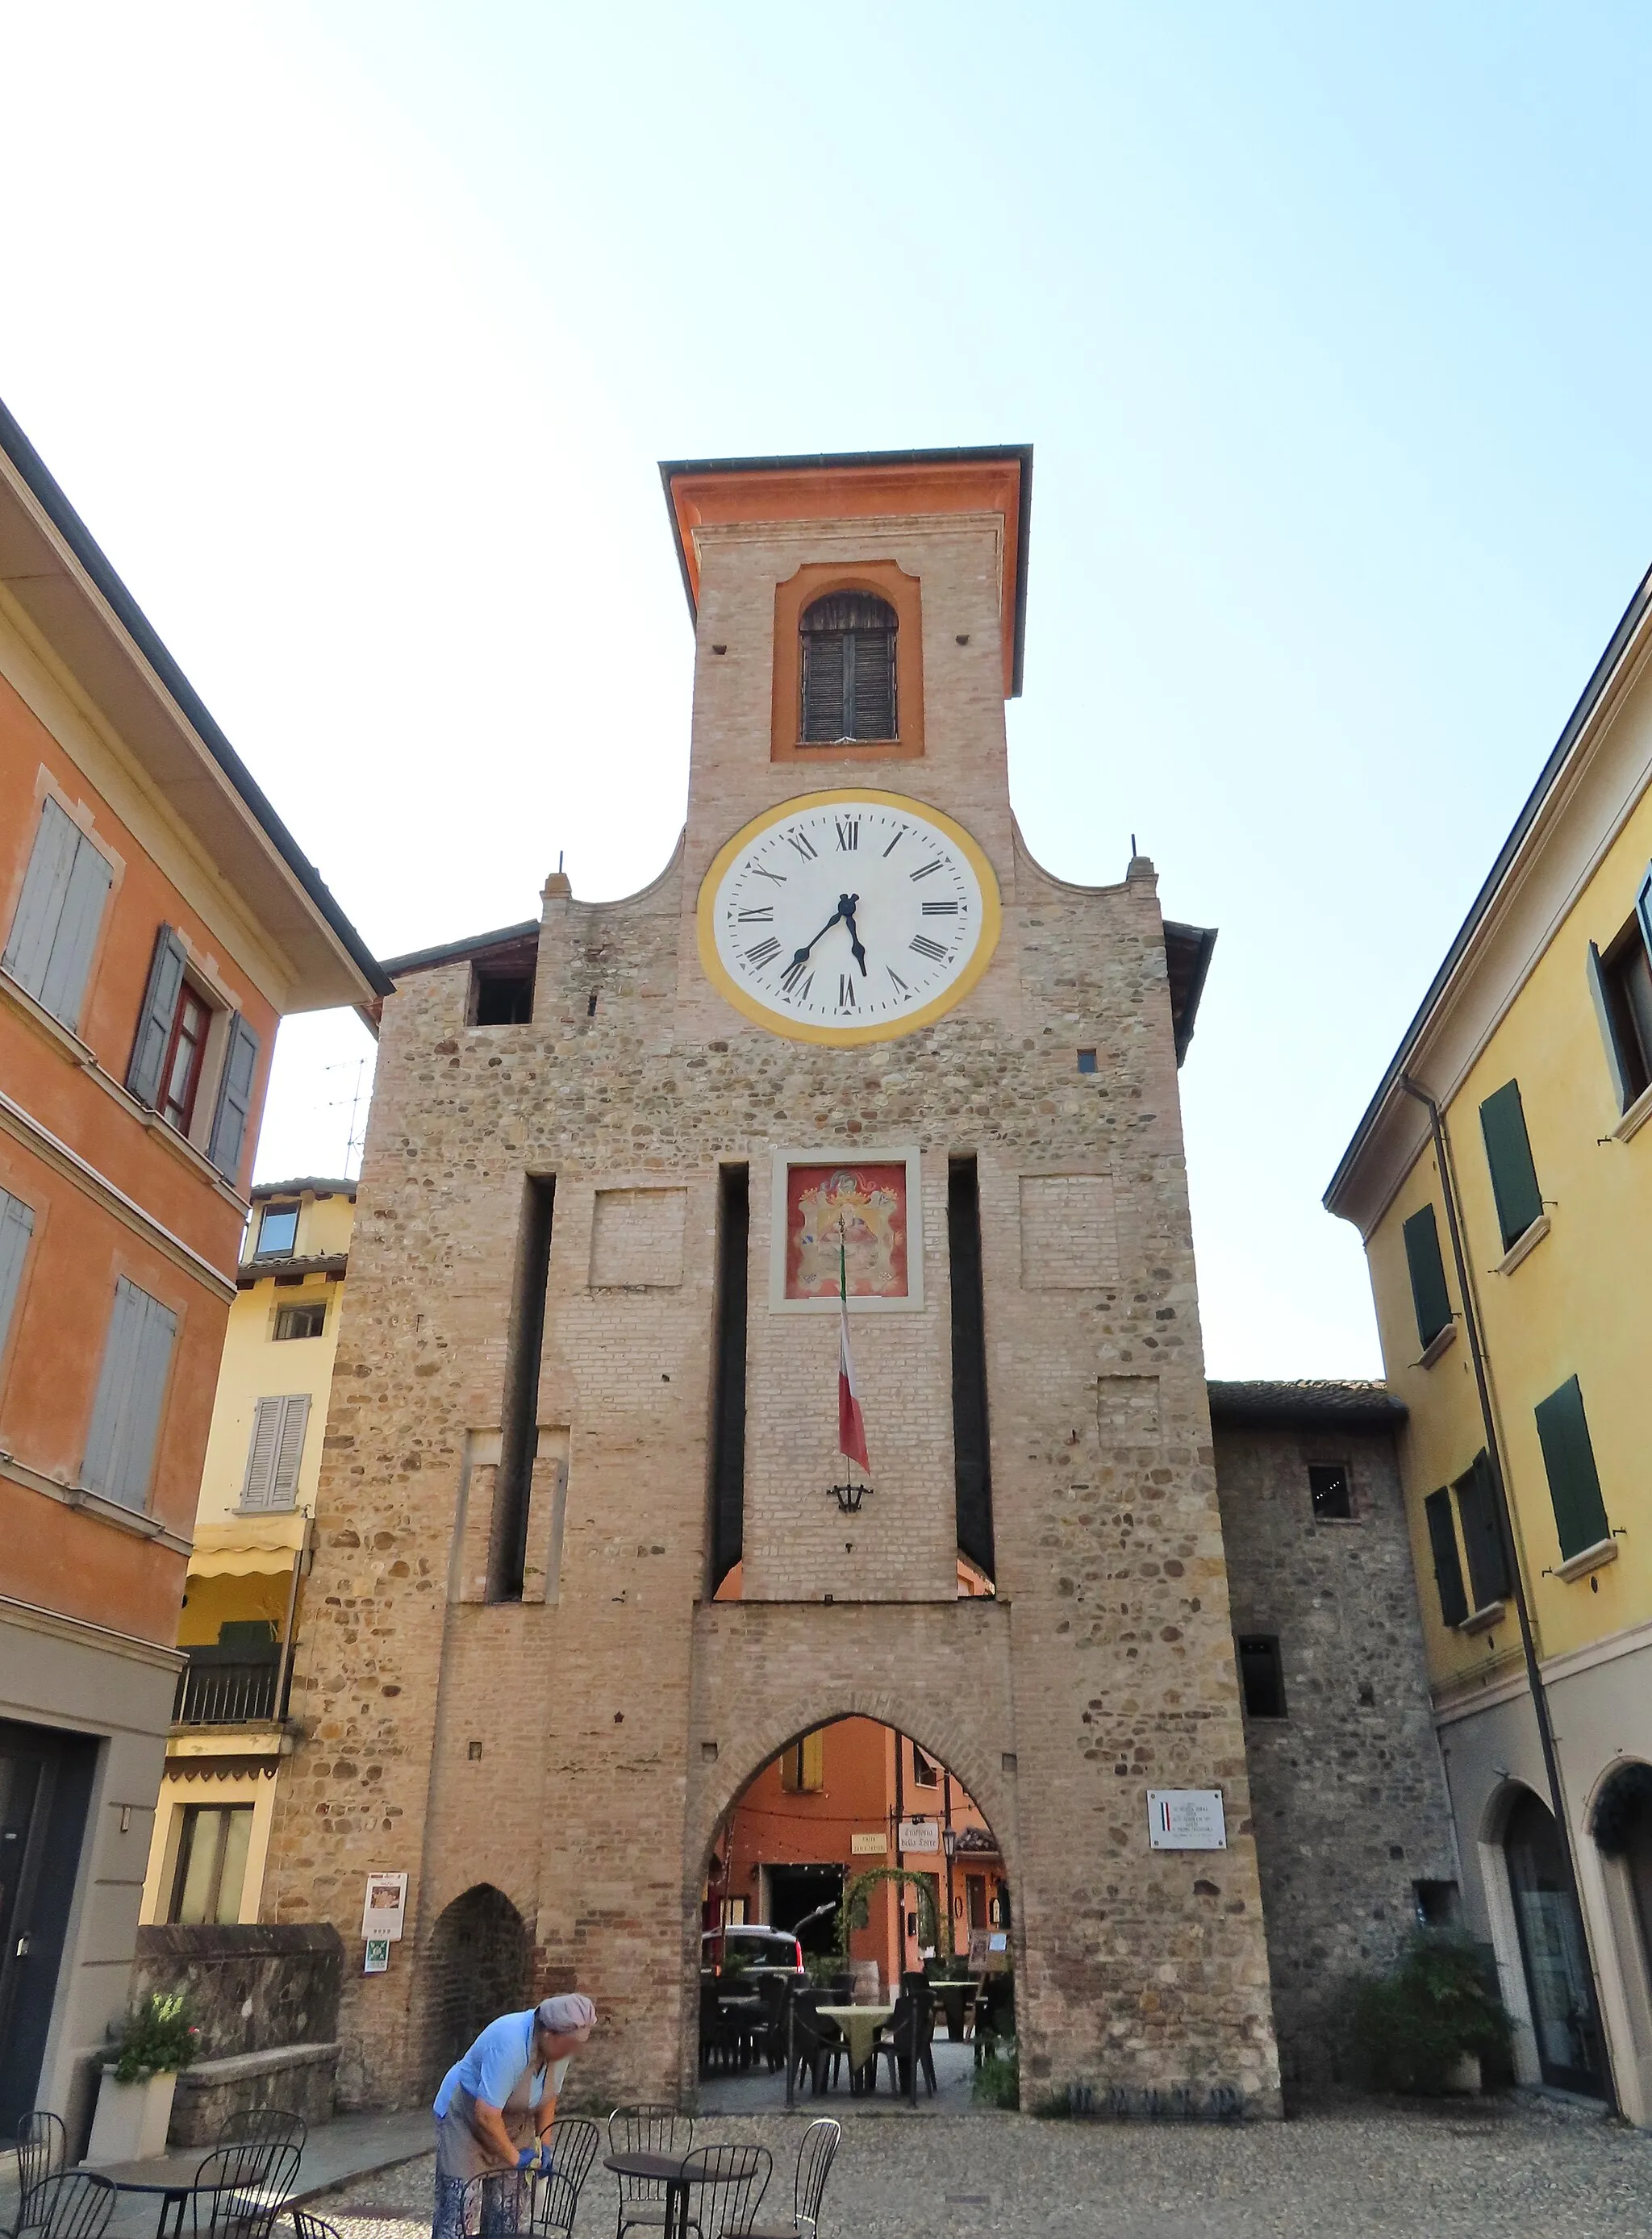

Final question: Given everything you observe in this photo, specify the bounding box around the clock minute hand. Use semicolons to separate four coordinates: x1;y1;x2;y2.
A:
788;905;845;968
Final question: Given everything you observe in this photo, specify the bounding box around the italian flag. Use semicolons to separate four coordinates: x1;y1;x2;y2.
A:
837;1233;871;1473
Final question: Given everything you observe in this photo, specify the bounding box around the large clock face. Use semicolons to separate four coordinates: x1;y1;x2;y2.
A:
697;788;1001;1044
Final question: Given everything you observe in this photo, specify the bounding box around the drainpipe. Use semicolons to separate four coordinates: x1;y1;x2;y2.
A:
1400;1076;1618;2114
274;1513;311;1724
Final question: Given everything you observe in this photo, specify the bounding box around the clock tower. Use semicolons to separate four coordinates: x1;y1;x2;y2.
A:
263;448;1283;2119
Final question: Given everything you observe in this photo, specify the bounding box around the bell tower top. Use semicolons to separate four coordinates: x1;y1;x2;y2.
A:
661;445;1033;699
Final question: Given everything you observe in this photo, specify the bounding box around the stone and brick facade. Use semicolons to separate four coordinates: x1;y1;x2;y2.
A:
262;449;1298;2114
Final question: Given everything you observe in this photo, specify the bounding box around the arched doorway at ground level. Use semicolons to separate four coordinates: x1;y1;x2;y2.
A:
1503;1787;1605;2097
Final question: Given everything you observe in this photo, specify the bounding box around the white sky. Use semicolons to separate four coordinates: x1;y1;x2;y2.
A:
5;4;1650;1374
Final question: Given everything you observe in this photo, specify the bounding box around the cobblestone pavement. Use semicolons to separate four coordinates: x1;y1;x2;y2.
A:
319;2094;1652;2239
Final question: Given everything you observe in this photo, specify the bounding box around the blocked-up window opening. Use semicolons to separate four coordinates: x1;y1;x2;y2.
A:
709;1165;749;1594
949;1157;995;1581
1237;1635;1287;1720
489;1175;556;1601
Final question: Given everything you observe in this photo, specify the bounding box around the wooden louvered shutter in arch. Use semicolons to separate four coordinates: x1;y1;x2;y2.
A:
800;627;845;742
799;590;897;742
1533;1375;1609;1561
849;624;895;740
1423;1488;1468;1628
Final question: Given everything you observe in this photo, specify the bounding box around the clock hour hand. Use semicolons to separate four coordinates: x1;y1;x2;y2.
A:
839;896;867;975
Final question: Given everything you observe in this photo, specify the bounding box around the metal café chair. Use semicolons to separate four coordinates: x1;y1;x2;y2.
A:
189;2142;302;2239
457;2172;532;2239
215;2112;307;2158
528;2116;601;2239
290;2216;340;2239
609;2107;695;2239
747;2120;840;2239
14;2172;116;2239
678;2147;770;2239
15;2113;67;2228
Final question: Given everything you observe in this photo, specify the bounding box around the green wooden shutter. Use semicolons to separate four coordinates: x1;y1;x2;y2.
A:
126;926;189;1108
207;1014;261;1181
0;1188;35;1362
1479;1079;1544;1250
1533;1375;1610;1560
1423;1488;1468;1628
1401;1204;1452;1348
1454;1451;1510;1609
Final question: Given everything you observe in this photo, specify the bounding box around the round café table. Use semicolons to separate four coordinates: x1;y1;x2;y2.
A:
80;2161;215;2239
814;2002;894;2087
604;2147;758;2239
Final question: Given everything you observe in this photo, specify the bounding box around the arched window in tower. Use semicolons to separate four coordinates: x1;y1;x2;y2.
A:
799;590;897;743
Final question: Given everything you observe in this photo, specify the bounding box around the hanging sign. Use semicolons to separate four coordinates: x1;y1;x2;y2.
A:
364;1939;390;1975
1145;1790;1227;1850
362;1870;409;1941
897;1819;940;1852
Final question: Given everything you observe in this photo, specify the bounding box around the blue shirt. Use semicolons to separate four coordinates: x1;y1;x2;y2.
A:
434;2010;562;2118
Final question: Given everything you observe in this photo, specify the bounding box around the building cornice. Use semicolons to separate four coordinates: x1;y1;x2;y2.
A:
0;1588;186;1671
0;1083;236;1301
0;1449;194;1555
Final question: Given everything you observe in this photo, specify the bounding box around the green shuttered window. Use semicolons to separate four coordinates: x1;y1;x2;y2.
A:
1402;1204;1453;1349
1479;1079;1544;1252
1454;1450;1510;1611
2;798;113;1032
1424;1488;1468;1628
1533;1375;1610;1561
83;1278;177;1511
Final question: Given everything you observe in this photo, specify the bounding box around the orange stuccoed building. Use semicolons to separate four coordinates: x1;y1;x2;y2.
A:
0;398;387;2143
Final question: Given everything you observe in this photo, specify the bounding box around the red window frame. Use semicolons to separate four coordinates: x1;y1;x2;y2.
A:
160;983;211;1132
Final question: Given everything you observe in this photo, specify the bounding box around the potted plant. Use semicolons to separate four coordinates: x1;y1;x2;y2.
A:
87;1993;201;2161
1347;1933;1512;2095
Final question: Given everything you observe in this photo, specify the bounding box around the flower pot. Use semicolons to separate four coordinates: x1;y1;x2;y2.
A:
1444;2052;1482;2095
87;2066;178;2162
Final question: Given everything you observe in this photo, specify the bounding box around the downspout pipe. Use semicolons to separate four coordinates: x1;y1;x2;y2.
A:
1400;1075;1618;2114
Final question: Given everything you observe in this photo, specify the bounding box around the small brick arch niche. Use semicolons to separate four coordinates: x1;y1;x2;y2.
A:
423;1882;532;2092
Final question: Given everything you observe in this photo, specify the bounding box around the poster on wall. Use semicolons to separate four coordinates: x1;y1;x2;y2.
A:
363;1939;390;1975
770;1149;924;1312
361;1870;409;1941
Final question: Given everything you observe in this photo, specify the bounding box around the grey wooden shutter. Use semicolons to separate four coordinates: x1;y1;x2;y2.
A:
1423;1488;1468;1628
83;1278;177;1510
243;1395;311;1511
126;927;189;1107
1454;1451;1510;1610
1401;1204;1452;1348
1478;1079;1544;1250
1587;940;1631;1112
850;625;895;739
801;629;845;741
1533;1375;1609;1560
0;1188;35;1361
2;798;112;1028
207;1014;261;1180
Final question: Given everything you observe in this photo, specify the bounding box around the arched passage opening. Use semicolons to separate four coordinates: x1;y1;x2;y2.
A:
424;1883;532;2094
695;1716;1012;2110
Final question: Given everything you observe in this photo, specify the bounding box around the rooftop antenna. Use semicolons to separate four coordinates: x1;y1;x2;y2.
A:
1131;832;1139;856
325;1055;373;1178
558;849;564;871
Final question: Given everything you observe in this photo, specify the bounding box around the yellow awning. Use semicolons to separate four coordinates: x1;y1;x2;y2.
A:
188;1521;307;1578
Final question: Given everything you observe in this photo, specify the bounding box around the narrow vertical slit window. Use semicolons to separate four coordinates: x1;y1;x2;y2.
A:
488;1175;556;1602
709;1162;749;1595
948;1155;995;1582
1236;1635;1287;1719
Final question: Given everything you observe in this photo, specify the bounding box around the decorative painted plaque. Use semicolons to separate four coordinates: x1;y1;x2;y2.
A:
784;1161;909;1300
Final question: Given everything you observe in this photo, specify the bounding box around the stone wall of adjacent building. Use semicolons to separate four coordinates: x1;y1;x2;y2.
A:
1211;1386;1461;2096
261;498;1283;2117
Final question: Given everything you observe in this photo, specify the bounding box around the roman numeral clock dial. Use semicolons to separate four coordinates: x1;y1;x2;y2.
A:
697;789;1002;1045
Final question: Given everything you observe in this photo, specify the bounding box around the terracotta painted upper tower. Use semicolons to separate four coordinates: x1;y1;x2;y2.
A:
262;447;1280;2113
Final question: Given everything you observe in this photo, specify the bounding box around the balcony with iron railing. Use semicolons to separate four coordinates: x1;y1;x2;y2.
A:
171;1654;289;1728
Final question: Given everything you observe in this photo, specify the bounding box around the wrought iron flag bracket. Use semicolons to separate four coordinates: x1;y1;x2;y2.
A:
828;1478;873;1514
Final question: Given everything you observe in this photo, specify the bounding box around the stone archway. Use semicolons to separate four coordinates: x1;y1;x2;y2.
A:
423;1883;532;2094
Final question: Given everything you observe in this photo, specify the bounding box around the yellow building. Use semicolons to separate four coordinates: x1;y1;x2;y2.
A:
140;1178;354;1928
1327;565;1652;2124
